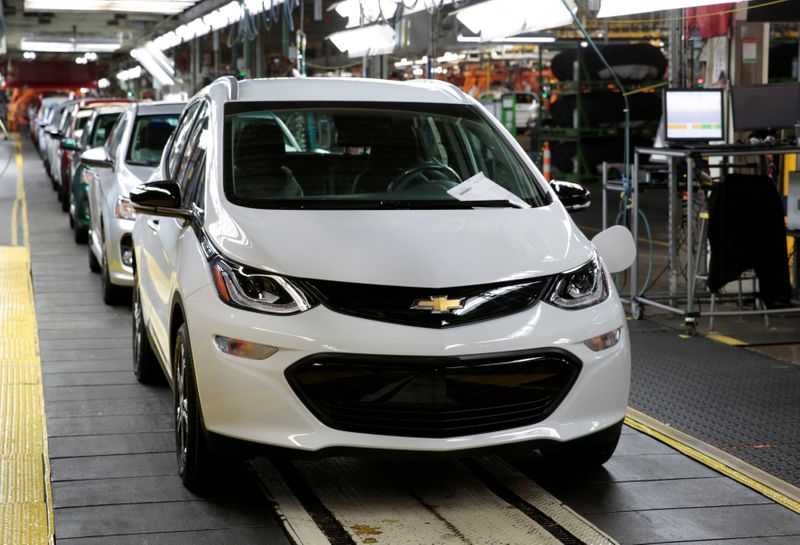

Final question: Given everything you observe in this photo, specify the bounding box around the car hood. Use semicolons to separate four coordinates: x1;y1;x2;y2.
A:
206;205;593;287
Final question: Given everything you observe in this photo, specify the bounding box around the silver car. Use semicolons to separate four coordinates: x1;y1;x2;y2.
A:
81;101;184;304
36;96;69;159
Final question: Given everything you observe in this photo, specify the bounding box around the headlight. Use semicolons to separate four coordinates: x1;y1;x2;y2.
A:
114;195;136;220
210;257;315;315
547;256;608;310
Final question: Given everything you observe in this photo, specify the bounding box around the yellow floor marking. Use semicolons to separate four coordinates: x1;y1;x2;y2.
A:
9;136;25;248
0;134;53;544
705;332;749;347
625;408;800;514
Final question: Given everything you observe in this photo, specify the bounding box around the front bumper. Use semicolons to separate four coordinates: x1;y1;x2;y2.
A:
183;281;631;453
106;217;135;286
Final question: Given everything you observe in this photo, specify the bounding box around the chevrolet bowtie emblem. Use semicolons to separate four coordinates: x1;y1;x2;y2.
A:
412;296;465;314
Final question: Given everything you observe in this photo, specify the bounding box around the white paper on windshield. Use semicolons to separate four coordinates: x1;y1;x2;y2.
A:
447;172;531;209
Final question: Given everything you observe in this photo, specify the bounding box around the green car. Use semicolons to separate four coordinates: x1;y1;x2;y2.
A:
69;107;127;244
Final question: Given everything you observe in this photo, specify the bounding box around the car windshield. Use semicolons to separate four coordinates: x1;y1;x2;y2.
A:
126;114;179;166
223;102;549;209
88;113;122;148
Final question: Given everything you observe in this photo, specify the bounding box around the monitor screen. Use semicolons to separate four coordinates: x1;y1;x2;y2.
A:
665;89;724;141
731;83;800;132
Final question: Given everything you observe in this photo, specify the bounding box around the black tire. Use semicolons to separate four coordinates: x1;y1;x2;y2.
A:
132;279;162;384
174;323;214;490
74;225;88;244
101;249;124;305
88;245;101;273
60;184;69;212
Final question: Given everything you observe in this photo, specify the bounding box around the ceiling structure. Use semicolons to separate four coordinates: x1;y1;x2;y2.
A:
2;0;187;58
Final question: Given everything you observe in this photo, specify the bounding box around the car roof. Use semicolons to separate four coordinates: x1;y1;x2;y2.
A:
89;106;130;116
225;77;472;106
134;101;186;116
78;98;135;109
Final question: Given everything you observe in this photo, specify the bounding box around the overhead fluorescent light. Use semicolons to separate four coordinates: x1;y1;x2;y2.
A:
131;45;175;86
203;1;242;32
24;0;194;14
20;36;122;52
328;24;396;58
332;0;456;25
456;0;576;42
457;34;557;44
117;66;142;81
23;51;36;59
333;0;399;28
597;0;747;18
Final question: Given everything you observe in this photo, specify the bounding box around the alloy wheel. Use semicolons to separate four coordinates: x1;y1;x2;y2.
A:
175;340;189;473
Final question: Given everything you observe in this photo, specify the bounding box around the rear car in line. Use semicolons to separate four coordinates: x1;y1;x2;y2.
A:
67;106;128;243
81;101;183;304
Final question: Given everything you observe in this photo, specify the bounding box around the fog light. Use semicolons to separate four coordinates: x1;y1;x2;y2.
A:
583;328;621;352
213;335;277;360
121;249;134;267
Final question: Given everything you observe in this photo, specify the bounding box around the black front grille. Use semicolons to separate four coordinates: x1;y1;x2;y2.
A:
286;350;580;438
301;276;553;328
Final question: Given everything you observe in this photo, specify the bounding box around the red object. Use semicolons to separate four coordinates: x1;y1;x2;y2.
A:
4;60;99;88
685;4;733;39
542;141;552;181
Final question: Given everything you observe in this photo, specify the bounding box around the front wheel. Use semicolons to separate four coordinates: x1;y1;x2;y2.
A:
101;248;125;305
174;323;214;491
132;280;162;384
88;245;101;273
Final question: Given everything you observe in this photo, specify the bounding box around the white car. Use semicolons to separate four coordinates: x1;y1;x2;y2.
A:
130;77;635;490
81;101;184;304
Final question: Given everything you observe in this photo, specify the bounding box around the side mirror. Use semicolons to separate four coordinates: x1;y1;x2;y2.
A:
61;138;79;151
592;225;636;273
552;180;590;212
80;147;113;170
46;126;63;139
130;180;192;219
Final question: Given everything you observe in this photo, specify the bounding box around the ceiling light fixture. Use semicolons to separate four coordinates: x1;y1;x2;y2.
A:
596;0;747;18
116;66;142;81
24;0;194;15
23;51;37;59
327;24;396;58
457;34;557;44
455;0;576;42
20;36;122;53
131;44;175;86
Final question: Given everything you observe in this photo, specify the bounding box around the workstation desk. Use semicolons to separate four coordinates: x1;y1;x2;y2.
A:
622;144;800;334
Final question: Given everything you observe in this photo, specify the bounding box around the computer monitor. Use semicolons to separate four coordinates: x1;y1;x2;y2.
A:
731;83;800;132
664;89;724;141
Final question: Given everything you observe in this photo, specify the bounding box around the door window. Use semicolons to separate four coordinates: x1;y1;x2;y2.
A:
104;114;128;160
175;107;209;210
167;102;202;179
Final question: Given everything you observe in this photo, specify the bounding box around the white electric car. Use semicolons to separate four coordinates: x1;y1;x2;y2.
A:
130;77;635;489
81;101;184;304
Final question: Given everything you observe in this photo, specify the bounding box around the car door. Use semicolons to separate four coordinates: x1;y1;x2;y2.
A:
140;102;204;364
88;112;128;261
